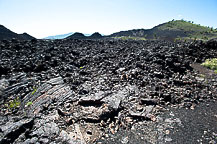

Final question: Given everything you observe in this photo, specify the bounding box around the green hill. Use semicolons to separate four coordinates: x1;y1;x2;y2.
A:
158;20;217;40
110;20;217;41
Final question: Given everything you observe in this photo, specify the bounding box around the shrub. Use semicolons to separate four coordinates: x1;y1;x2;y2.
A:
201;58;217;71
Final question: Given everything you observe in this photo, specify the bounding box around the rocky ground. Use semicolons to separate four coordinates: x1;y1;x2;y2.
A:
0;38;216;144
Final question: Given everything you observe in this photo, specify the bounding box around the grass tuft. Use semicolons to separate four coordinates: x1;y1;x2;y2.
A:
5;97;21;109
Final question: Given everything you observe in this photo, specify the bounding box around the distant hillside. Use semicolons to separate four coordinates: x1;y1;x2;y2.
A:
67;32;86;39
40;20;217;41
19;33;35;40
0;25;35;40
43;32;74;39
89;32;103;39
110;20;217;41
44;33;93;39
66;32;103;39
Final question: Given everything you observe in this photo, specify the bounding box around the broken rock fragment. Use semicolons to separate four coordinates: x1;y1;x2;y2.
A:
21;76;74;115
0;118;34;144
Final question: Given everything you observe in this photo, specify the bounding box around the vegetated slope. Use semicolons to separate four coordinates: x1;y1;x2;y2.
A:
110;20;217;41
157;20;217;40
0;38;216;143
0;25;35;40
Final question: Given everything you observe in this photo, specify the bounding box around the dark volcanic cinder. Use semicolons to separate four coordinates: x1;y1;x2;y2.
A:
0;38;216;143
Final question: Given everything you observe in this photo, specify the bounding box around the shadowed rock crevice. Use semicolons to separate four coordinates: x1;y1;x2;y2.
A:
0;118;34;144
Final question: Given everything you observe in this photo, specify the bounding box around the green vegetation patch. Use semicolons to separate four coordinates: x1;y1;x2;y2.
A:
201;58;217;73
5;97;21;109
26;101;33;107
31;87;37;95
113;36;146;41
159;20;216;32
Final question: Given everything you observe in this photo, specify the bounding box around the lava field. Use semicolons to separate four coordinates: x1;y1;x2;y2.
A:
0;38;216;143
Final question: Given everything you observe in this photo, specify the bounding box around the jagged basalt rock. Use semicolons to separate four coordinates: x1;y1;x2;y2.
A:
0;118;34;144
21;76;74;115
0;39;216;143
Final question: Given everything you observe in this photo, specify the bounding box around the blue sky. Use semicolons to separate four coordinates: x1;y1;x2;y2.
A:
0;0;216;38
